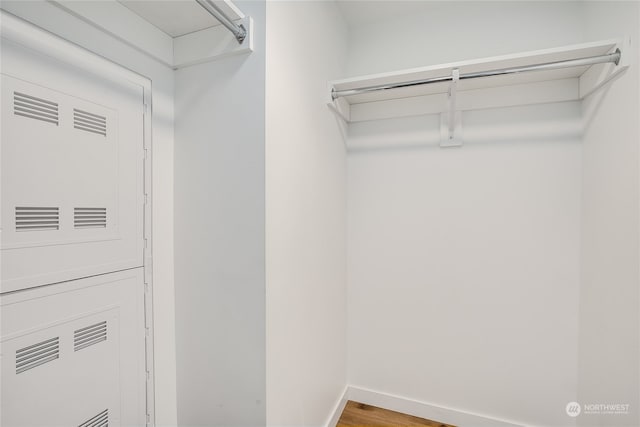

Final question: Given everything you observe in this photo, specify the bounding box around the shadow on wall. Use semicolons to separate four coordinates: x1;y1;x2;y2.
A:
346;102;582;152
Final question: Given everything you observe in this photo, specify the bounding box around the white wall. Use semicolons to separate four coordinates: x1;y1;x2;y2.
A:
345;2;586;426
342;1;585;77
173;1;266;425
578;2;640;426
348;118;583;427
265;1;348;426
0;2;178;425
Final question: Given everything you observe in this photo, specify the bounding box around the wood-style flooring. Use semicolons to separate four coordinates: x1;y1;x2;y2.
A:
337;401;455;427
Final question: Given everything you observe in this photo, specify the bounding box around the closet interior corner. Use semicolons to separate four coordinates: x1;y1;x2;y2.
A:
2;2;639;427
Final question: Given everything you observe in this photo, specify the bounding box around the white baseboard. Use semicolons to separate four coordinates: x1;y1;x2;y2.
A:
327;385;525;427
324;385;349;427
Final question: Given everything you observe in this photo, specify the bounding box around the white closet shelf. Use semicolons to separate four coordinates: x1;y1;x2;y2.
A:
328;38;630;123
47;0;253;69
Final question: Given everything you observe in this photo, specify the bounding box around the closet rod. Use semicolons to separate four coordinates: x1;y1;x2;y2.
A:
331;49;621;100
195;0;246;43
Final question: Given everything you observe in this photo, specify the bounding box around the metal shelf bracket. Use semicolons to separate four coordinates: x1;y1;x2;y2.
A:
441;68;463;147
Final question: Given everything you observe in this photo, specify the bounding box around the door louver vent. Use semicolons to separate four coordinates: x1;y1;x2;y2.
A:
74;321;107;351
74;208;107;228
74;109;107;136
16;337;60;374
15;207;60;231
78;409;108;427
13;92;59;125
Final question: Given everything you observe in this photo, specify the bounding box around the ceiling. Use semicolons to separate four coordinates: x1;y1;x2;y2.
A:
118;0;222;37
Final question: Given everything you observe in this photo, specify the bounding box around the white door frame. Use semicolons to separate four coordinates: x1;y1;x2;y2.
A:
0;10;157;426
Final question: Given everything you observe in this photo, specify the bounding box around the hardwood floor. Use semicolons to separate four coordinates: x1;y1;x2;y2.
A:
336;401;455;427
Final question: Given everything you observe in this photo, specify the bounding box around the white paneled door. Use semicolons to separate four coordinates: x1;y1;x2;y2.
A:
1;16;150;427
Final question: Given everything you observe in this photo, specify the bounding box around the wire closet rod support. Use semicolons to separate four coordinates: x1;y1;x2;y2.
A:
195;0;247;43
331;49;622;100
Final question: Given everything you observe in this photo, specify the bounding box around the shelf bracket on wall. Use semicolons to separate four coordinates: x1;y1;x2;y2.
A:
441;68;462;147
